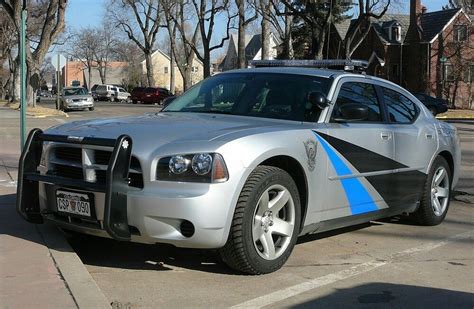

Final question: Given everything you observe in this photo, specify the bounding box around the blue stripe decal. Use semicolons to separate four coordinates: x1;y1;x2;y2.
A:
314;132;378;215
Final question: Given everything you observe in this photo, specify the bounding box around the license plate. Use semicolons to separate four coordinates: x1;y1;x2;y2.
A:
56;190;92;217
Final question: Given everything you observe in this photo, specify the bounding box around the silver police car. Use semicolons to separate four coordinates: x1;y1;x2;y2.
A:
17;60;460;274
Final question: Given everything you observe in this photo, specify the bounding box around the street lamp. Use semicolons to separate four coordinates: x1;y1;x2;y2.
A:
20;0;27;149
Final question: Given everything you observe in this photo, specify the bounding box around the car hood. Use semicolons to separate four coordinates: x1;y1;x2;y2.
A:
45;112;299;150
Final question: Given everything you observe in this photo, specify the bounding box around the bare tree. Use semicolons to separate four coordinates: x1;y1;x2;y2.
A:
93;24;118;84
344;0;391;59
0;7;17;101
66;28;97;89
260;0;271;59
0;0;67;106
109;0;161;87
179;0;236;78
236;0;258;68
163;0;200;90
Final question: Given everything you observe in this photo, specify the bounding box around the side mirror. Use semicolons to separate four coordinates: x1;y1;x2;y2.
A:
162;96;176;108
307;92;329;110
334;103;369;122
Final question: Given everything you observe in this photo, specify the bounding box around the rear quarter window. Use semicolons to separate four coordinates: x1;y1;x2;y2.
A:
382;87;419;123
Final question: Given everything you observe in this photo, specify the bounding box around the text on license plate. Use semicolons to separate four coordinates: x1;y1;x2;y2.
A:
56;190;91;217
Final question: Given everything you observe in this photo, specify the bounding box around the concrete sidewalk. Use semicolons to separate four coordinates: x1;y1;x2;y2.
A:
0;164;110;308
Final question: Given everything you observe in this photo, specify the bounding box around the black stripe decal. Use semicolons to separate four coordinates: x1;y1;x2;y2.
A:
316;132;406;172
316;132;426;206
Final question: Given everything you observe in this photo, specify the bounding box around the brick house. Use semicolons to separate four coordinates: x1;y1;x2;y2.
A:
334;1;473;109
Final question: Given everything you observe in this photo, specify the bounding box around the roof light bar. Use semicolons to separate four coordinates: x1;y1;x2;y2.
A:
248;59;368;73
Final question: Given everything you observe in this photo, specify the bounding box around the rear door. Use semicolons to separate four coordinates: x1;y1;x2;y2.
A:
317;79;396;220
379;86;435;207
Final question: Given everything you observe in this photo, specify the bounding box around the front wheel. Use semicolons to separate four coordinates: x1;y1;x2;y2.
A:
219;166;301;274
411;156;451;226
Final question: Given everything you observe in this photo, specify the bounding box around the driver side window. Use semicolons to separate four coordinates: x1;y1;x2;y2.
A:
331;82;382;122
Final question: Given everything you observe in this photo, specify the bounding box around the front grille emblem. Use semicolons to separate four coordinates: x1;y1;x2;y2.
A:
122;140;129;150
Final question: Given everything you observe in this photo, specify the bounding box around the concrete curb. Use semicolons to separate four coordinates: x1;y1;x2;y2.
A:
38;224;111;309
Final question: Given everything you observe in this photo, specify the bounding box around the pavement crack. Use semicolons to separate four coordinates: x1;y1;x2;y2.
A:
1;159;15;182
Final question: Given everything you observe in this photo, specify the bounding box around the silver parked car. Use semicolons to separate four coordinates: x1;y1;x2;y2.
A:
17;60;460;274
60;87;94;111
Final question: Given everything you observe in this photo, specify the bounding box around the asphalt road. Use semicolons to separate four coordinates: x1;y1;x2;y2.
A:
1;104;473;308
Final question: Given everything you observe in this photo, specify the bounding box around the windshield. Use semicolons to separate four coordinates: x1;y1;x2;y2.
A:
163;73;330;122
63;88;87;96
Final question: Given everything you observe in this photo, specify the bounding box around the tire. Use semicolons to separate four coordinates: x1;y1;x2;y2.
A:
110;95;115;102
89;107;94;111
219;166;301;274
411;156;451;226
132;100;137;104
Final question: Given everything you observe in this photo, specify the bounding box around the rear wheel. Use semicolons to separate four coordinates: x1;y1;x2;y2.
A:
219;166;301;274
89;107;94;111
411;156;451;226
132;100;137;104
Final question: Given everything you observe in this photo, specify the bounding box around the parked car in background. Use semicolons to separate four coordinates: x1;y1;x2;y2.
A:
141;87;172;104
413;93;448;116
90;84;99;101
95;84;116;101
113;87;131;103
60;87;94;111
131;87;146;104
36;90;53;103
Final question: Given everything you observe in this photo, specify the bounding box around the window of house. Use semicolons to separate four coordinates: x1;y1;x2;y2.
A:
391;25;402;42
464;64;474;83
382;87;419;123
391;64;399;78
331;82;382;122
443;63;455;82
164;67;169;74
454;25;468;42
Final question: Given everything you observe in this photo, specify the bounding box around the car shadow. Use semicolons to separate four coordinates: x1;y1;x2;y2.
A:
66;233;236;275
290;282;473;308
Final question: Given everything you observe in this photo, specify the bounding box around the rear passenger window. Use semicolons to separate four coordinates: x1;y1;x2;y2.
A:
382;88;419;123
332;82;382;122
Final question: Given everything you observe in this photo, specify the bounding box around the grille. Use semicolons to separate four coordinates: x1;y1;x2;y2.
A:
54;165;83;179
55;147;82;163
49;146;144;189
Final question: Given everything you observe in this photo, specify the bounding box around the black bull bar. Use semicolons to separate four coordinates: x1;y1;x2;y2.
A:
16;128;133;241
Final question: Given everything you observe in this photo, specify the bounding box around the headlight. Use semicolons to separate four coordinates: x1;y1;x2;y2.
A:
157;153;228;183
87;97;93;102
192;153;212;175
169;155;189;174
65;98;71;103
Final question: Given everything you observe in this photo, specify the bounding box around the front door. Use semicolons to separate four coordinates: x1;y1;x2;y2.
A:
316;80;396;221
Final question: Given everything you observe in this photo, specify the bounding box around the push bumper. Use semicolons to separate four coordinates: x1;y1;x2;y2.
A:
17;128;134;241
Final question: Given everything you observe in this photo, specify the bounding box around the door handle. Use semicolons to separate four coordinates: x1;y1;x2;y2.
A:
425;133;434;139
381;132;392;140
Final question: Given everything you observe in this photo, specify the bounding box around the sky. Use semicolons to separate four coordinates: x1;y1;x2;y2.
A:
64;0;451;59
66;0;450;32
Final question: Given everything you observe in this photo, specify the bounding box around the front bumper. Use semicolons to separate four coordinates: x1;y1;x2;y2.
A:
65;102;94;109
17;129;134;241
17;129;235;248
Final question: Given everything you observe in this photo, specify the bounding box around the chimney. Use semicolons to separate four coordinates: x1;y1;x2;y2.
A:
407;0;423;42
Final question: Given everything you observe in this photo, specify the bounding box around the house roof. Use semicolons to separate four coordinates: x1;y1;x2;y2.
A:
372;14;411;44
420;8;462;42
333;8;463;45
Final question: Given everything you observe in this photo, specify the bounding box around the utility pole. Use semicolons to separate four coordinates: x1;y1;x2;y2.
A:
56;54;60;110
20;0;27;149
